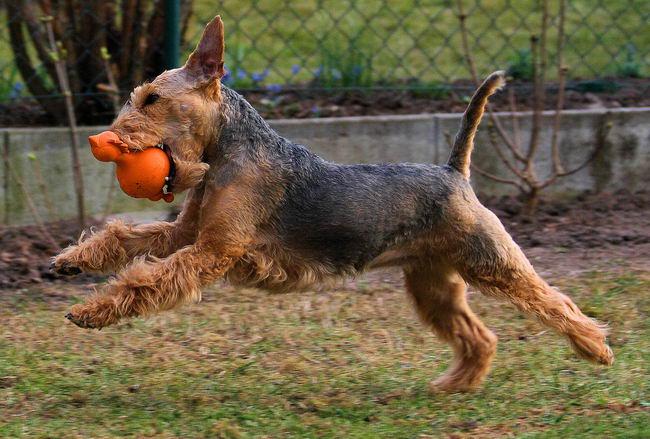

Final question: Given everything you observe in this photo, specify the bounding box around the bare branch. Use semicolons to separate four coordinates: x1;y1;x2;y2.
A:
526;36;540;162
29;155;57;221
526;0;549;166
486;104;527;162
6;161;60;249
507;88;525;162
45;17;86;230
456;0;479;84
487;124;528;180
550;0;567;176
557;119;612;178
457;0;526;165
18;6;59;83
470;164;526;191
540;118;612;189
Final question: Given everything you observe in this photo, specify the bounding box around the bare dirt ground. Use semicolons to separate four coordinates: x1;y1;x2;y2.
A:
248;79;650;120
1;190;648;291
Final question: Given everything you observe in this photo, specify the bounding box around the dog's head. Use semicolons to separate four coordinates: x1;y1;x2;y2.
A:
109;16;227;192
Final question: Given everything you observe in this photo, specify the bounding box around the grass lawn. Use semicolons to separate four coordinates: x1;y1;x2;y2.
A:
1;265;648;438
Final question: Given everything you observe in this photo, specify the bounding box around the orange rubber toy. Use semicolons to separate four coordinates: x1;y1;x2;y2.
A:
88;131;174;202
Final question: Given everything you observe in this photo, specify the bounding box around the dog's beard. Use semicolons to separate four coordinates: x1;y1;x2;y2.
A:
170;160;210;192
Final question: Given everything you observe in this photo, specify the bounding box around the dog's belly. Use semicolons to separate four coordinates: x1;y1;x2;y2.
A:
224;243;343;293
224;238;426;294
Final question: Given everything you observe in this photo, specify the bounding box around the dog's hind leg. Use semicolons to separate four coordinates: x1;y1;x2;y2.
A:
452;207;614;366
404;261;498;392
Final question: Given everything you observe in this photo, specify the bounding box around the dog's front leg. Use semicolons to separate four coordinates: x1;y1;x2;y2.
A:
65;242;242;329
51;186;205;275
65;170;272;329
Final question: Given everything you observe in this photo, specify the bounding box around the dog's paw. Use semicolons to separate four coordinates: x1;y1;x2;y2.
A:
50;260;82;276
65;302;117;330
65;312;97;329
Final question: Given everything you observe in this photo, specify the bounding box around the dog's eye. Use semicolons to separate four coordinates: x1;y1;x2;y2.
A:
143;93;160;107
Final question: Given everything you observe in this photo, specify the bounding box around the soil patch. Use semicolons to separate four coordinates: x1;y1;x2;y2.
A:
483;190;650;249
248;78;650;120
0;219;103;289
2;78;649;127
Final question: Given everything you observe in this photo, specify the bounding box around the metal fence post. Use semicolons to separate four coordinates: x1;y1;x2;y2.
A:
164;0;181;70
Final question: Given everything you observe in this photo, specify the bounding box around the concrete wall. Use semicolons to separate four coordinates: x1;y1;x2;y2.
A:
2;107;649;224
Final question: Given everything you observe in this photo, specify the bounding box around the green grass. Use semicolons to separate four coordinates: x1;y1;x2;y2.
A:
0;267;648;438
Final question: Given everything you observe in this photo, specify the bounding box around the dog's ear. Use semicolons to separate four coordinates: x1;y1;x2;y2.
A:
185;15;225;83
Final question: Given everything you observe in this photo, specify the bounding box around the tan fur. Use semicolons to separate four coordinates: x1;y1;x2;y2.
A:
439;196;614;367
405;261;498;391
226;243;341;294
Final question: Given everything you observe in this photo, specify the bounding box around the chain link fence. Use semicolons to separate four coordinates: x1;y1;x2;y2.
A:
201;0;649;90
1;0;648;125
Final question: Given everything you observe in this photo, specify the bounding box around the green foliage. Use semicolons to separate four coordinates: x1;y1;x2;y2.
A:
568;79;620;93
316;39;374;89
611;43;645;78
506;48;534;81
0;65;21;99
222;43;256;89
409;81;452;99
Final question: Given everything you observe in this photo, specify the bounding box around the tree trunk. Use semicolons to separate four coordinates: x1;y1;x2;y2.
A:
4;0;194;125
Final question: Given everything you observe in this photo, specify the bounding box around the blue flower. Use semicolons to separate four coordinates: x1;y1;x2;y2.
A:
332;70;342;80
221;71;232;83
251;72;265;82
236;70;247;79
314;67;323;77
292;65;300;74
13;82;23;92
266;84;281;93
351;66;362;75
310;106;320;114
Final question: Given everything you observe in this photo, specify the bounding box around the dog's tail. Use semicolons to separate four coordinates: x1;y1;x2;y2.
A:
447;71;506;179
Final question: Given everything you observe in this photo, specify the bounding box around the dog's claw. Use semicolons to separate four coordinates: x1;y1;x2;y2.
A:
65;313;97;329
51;261;82;276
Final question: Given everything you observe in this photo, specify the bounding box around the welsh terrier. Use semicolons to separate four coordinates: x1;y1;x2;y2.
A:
51;15;613;392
